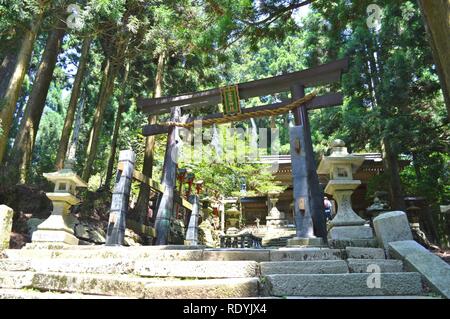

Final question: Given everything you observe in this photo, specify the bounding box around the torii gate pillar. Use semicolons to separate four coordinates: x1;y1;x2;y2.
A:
288;85;327;245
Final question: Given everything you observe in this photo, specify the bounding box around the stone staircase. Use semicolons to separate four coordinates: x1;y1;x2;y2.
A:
262;247;427;298
262;235;295;247
252;227;297;248
0;245;437;299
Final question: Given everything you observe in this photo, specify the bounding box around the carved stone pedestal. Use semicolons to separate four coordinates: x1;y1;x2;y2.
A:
32;167;87;246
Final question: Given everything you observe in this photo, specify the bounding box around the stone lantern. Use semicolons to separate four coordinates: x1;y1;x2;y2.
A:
226;204;241;230
266;191;288;229
317;139;374;241
32;163;87;245
366;191;390;222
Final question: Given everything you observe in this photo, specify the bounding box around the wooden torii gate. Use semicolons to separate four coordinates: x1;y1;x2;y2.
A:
105;150;193;246
138;57;349;244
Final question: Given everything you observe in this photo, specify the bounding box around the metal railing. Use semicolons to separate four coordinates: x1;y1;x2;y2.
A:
220;233;262;248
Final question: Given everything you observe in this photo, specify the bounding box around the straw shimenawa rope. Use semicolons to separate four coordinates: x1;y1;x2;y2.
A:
161;91;317;129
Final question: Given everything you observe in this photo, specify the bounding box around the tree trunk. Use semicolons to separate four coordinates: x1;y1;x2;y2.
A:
381;137;406;211
81;57;118;182
0;51;18;100
133;52;165;224
0;10;45;164
6;22;66;184
81;20;131;183
104;62;130;188
66;87;87;163
418;0;450;121
411;152;440;245
365;42;406;211
55;37;92;170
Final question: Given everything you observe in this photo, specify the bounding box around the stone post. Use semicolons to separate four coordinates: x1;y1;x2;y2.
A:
154;107;181;245
291;84;327;241
106;150;136;246
290;126;314;237
185;195;199;246
0;205;14;250
220;202;225;232
287;126;322;246
373;211;413;250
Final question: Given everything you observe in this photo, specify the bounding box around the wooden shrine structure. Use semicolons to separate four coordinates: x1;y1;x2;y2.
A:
134;57;349;245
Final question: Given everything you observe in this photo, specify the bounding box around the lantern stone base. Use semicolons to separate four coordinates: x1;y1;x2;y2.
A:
31;195;80;246
32;230;79;245
23;242;83;250
266;216;289;228
328;225;374;240
325;181;366;227
287;237;324;247
266;195;289;229
184;240;198;246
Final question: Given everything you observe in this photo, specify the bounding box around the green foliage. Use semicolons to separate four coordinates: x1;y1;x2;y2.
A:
31;110;65;183
178;125;285;198
1;0;448;243
303;0;448;242
401;153;450;205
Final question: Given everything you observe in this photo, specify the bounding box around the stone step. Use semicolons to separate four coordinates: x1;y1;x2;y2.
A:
265;273;423;297
0;289;132;299
0;258;259;278
345;247;386;259
262;239;291;244
328;239;379;249
0;272;35;289
136;260;259;278
143;278;259;299
264;245;287;248
260;260;349;275
0;259;31;271
262;239;292;245
30;273;173;298
347;259;404;273
0;257;405;277
262;235;294;241
273;296;441;299
265;246;289;249
202;249;270;262
3;247;347;262
0;259;133;274
4;247;204;261
22;244;199;251
0;271;259;298
4;247;272;262
269;248;343;261
264;235;294;240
